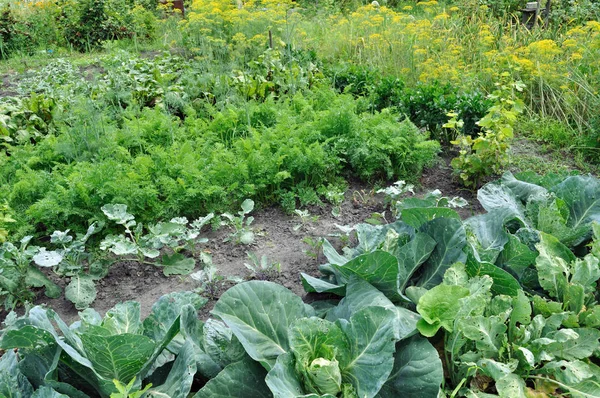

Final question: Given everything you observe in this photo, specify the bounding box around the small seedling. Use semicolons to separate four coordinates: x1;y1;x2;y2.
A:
302;236;324;263
293;209;319;232
352;189;377;206
221;199;255;245
244;251;281;280
377;180;415;206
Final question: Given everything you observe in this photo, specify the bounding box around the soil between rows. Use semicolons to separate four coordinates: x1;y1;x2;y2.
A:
32;156;482;323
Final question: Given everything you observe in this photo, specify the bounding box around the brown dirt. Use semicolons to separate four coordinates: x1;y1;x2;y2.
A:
32;158;483;324
0;73;20;97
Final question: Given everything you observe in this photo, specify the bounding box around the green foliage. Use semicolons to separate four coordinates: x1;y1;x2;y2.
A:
0;236;61;310
244;252;281;281
450;75;525;188
221;199;255;245
0;292;207;397
100;203;213;274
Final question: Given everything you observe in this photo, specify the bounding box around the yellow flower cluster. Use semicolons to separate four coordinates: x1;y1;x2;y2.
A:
182;0;297;57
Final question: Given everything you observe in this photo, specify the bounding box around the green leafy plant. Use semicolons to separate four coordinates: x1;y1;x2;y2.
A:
221;199;255;245
0;292;208;397
293;209;319;232
302;236;324;262
0;201;15;243
416;262;600;397
244;251;281;280
450;74;526;188
100;204;213;276
0;236;61;310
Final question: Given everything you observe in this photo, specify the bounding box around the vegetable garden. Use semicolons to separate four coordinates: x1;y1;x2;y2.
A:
1;0;600;396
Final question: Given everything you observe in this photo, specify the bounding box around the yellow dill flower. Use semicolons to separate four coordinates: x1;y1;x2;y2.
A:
402;5;413;10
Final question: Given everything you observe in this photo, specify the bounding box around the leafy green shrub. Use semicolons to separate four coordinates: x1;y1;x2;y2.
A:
451;76;525;188
0;6;34;58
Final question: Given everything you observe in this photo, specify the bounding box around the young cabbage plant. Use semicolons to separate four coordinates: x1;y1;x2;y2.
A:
100;204;213;277
244;251;281;280
293;209;319;232
221;199;255;245
0;235;61;310
48;222;112;310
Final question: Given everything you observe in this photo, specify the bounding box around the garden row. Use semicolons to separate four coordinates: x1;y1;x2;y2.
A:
2;171;600;397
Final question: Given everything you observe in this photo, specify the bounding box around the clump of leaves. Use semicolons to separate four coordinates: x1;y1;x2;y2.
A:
0;236;61;310
221;199;255;245
450;73;525;188
0;292;208;397
100;204;213;276
377;180;415;207
244;252;281;280
293;209;319;232
0;201;15;243
416;263;600;397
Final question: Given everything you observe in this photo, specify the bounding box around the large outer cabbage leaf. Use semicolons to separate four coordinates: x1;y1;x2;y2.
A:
194;357;271;398
378;335;443;398
417;218;467;289
212;281;314;370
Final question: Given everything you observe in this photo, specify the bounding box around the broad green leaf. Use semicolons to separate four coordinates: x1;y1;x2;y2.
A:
418;218;467;289
543;360;593;385
194;358;271;398
416;284;470;337
0;350;33;398
79;332;155;383
562;362;600;398
212;281;314;370
159;253;195;276
241;199;254;214
326;277;418;341
535;232;574;299
465;250;521;297
101;204;135;225
143;291;207;343
321;239;350;267
26;266;61;299
145;340;196;398
477;181;527;224
333;251;401;302
465;210;509;263
401;207;460;229
572;255;600;293
544;328;600;360
495;234;537;283
552;175;600;246
396;232;436;293
65;275;97;310
0;325;55;350
378;335;443;398
500;172;548;201
178;306;222;379
301;273;345;296
33;249;63;267
476;358;517;381
31;386;70;398
495;373;526;398
458;315;507;357
337;307;397;398
535;198;581;246
266;352;337;397
203;318;247;369
103;301;142;335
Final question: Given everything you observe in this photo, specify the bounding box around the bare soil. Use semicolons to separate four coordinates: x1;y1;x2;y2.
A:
31;156;484;324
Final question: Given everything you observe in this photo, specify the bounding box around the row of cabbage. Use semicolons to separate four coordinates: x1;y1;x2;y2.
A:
1;171;600;397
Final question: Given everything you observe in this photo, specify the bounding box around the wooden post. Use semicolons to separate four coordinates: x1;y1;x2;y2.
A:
268;30;273;49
